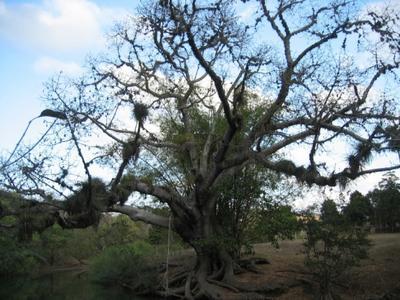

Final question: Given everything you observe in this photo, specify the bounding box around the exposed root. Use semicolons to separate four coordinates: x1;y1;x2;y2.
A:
207;278;240;293
157;269;290;299
168;270;190;286
184;272;194;300
207;264;225;280
154;256;292;299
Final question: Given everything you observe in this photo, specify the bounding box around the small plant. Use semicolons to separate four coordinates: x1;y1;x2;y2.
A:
303;203;370;299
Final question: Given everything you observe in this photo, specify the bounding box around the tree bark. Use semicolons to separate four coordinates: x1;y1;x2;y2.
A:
165;199;242;298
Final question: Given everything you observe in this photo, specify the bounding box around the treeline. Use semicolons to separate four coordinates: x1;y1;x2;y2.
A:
341;172;400;232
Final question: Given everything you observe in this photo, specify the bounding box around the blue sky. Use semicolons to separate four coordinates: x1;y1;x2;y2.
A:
0;0;137;152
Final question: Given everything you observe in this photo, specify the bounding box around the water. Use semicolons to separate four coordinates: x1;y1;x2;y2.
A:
0;270;154;300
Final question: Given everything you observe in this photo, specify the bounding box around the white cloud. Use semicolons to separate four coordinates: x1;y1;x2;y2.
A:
0;0;129;53
33;56;83;75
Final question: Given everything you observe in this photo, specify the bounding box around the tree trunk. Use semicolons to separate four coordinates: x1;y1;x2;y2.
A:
169;205;239;299
169;213;274;299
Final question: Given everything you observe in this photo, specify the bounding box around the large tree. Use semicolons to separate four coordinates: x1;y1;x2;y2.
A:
1;0;400;298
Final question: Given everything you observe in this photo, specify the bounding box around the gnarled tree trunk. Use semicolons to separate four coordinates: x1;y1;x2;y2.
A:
172;207;237;299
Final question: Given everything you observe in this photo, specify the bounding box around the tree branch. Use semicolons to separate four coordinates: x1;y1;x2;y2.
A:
109;205;170;229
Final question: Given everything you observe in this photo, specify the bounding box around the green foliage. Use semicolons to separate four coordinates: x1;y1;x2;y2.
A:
95;214;145;250
215;166;265;257
147;225;168;245
89;241;159;293
368;172;400;232
35;224;100;265
320;199;341;225
39;224;71;265
158;101;267;185
216;165;300;257
384;125;400;151
0;235;39;277
303;208;370;299
145;207;186;251
0;208;156;275
66;228;99;261
253;204;299;247
37;214;149;264
343;191;372;226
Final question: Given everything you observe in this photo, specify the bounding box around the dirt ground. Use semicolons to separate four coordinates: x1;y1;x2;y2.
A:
238;233;400;299
167;233;400;299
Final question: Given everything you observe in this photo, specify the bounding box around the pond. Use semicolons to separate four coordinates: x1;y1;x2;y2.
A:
0;270;155;300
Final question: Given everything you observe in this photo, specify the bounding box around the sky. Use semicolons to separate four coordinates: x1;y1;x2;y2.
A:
0;0;399;207
0;0;137;152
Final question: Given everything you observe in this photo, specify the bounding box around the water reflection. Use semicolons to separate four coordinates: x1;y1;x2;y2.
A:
0;270;153;300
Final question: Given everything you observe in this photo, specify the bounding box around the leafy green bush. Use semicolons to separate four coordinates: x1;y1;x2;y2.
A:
303;214;370;299
89;241;159;293
253;204;300;246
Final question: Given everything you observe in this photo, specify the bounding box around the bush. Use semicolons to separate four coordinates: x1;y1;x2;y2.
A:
0;235;39;277
89;241;159;293
303;217;370;299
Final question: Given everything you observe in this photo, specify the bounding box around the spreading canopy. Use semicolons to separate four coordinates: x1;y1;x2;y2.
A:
1;0;399;238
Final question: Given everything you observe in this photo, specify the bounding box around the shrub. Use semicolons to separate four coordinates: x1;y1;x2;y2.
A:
89;241;159;294
0;235;39;277
303;217;370;299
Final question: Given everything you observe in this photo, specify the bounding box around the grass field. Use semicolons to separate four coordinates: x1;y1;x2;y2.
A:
243;233;400;299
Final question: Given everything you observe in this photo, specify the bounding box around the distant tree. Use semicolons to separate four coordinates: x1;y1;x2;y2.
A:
343;191;372;226
253;203;299;247
368;173;400;232
321;199;341;225
63;227;99;262
95;214;144;250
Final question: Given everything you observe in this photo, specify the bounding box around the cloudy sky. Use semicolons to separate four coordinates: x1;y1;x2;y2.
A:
0;0;136;152
0;0;398;207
